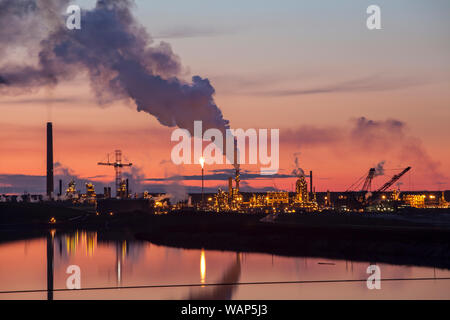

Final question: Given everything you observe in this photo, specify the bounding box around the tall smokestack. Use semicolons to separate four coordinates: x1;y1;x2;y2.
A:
235;168;240;193
58;179;62;197
46;122;54;199
309;171;313;196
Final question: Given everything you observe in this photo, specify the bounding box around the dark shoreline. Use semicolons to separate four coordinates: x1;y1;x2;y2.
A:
136;212;450;270
1;203;450;269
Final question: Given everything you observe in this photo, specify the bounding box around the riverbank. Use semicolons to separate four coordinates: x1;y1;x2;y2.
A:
136;212;450;269
0;202;149;243
2;202;450;269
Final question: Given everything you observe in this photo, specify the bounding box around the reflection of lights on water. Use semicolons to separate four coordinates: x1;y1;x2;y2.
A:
116;241;126;285
199;156;205;169
87;233;96;257
200;249;206;284
117;259;121;285
122;241;127;260
64;231;97;256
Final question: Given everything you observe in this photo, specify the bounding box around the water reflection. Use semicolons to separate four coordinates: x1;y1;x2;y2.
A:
116;241;129;286
45;231;145;299
0;230;449;300
46;231;54;301
58;231;97;258
188;253;241;300
200;249;206;285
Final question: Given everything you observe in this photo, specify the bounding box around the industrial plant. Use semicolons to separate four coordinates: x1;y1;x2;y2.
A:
1;122;448;216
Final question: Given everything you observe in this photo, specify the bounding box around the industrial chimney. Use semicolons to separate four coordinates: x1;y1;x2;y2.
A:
309;170;313;198
46;122;54;199
58;179;62;197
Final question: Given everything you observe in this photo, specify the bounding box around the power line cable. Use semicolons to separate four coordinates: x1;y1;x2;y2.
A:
1;277;449;295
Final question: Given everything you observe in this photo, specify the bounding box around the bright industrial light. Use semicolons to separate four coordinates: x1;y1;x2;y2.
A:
200;249;206;284
199;156;205;169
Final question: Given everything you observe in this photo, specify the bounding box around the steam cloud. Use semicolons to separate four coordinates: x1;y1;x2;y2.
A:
374;161;385;177
291;152;307;178
0;0;229;134
283;117;446;184
160;159;188;203
122;166;145;194
0;162;109;194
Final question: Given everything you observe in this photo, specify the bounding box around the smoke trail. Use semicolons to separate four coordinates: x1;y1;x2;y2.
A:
160;159;188;202
0;0;229;133
374;161;385;177
54;161;109;193
284;117;446;184
122;166;145;194
291;152;307;178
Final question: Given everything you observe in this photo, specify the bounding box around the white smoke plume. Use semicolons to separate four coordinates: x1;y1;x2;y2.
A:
291;152;307;178
122;166;145;194
374;161;385;177
0;0;229;134
160;159;188;203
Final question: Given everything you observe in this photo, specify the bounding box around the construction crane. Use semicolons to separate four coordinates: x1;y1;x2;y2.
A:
344;168;376;206
361;168;376;192
345;168;375;193
375;167;411;192
98;150;132;197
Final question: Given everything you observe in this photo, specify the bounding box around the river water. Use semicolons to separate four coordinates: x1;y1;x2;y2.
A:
0;230;449;300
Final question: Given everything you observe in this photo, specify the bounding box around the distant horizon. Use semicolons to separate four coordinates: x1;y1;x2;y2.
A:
1;173;449;197
1;1;449;192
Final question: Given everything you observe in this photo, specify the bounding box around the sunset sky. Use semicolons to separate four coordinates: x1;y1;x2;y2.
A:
1;0;449;194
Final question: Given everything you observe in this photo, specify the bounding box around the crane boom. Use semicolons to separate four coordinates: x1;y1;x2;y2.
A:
361;168;376;192
376;167;411;192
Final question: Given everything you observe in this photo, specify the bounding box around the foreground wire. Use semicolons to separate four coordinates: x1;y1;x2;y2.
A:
0;277;449;295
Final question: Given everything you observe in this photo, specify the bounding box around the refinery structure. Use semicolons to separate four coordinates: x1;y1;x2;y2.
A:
1;122;449;214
